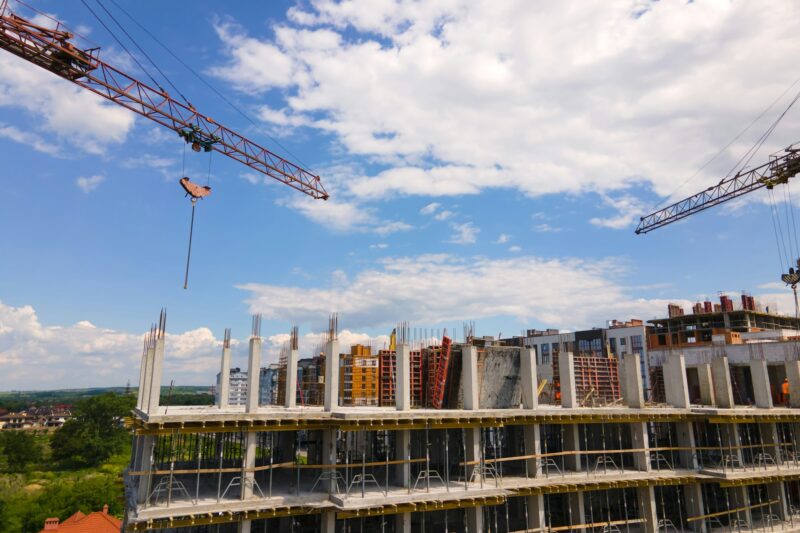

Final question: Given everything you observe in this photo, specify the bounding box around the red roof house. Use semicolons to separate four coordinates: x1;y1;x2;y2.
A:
39;504;121;532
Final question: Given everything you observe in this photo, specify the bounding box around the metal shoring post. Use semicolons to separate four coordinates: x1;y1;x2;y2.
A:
524;494;530;532
676;485;685;532
601;423;608;475
479;428;485;489
654;423;660;472
144;438;156;509
426;424;431;493
723;485;734;533
588;486;595;532
622;486;631;533
584;424;591;477
195;433;202;504
462;428;469;491
523;430;529;480
361;449;366;498
741;423;753;471
658;485;666;529
445;509;449;533
167;432;176;507
494;428;502;488
268;432;273;498
717;424;727;474
384;430;389;497
617;422;624;472
605;487;612;531
216;436;223;502
445;429;450;492
407;435;411;495
667;422;675;470
346;433;350;497
295;432;300;496
560;424;566;478
505;497;510;533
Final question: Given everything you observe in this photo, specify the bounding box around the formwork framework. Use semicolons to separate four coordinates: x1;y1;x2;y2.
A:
554;354;622;406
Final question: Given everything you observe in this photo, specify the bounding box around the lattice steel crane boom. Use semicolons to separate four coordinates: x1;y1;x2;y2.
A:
0;4;329;200
635;143;800;234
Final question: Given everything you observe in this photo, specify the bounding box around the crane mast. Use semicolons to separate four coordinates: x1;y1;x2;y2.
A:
636;143;800;234
0;5;329;200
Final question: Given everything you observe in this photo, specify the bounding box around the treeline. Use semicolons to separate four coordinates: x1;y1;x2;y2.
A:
0;386;212;411
0;393;134;532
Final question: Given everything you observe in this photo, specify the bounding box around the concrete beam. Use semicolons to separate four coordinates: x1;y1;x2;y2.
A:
396;343;411;411
696;363;715;407
786;360;800;408
663;354;689;408
462;345;479;410
218;343;232;409
285;348;298;408
750;359;773;408
323;339;340;412
711;356;734;408
558;351;577;408
147;336;165;414
245;337;262;413
520;347;538;409
623;353;644;408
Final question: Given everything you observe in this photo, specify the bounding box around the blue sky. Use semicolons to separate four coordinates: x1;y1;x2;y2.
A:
2;0;800;389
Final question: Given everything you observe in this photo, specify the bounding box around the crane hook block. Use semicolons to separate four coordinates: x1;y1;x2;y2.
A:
180;177;211;199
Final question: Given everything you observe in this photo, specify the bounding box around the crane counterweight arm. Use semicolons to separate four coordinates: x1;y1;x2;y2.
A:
635;144;800;234
0;8;329;200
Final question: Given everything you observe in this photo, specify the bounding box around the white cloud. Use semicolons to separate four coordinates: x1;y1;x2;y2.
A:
449;222;479;244
0;53;135;155
0;123;61;156
420;202;440;215
434;210;454;221
264;329;391;363
238;253;693;330
0;301;226;390
76;175;105;193
211;0;800;206
533;223;561;233
370;243;389;249
374;220;413;236
589;193;648;230
495;233;510;244
509;245;522;253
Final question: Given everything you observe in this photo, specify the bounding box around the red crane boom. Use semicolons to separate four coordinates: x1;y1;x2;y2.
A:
0;5;329;200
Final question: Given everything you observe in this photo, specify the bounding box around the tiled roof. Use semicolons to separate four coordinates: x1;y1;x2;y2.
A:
39;506;121;533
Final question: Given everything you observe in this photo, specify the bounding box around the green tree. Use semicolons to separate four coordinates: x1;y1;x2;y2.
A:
50;392;134;467
0;431;43;472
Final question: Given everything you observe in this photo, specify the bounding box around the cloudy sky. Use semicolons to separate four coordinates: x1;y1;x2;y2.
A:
2;0;800;390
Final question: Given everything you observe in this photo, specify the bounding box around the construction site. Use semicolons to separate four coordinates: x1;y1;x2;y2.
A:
122;307;800;533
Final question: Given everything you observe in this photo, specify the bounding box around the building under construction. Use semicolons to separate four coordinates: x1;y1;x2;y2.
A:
124;311;800;532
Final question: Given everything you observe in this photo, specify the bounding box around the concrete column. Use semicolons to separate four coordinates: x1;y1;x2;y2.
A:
567;492;585;528
696;363;715;407
767;482;789;520
720;423;743;464
147;336;165;414
760;422;782;464
558;351;577;408
637;486;658;533
623;353;645;408
323;339;340;412
527;494;546;531
320;511;336;533
663;355;689;408
711;357;734;408
524;424;542;476
396;343;411;410
676;421;699;469
520;347;538;409
395;512;412;533
750;359;773;408
462;345;479;410
238;521;251;533
285;348;298;408
729;486;751;526
246;337;262;413
136;435;155;503
684;483;706;533
785;360;800;407
563;425;582;471
322;428;337;493
395;429;411;487
218;342;232;408
136;347;149;411
631;422;650;471
466;506;483;533
241;432;256;499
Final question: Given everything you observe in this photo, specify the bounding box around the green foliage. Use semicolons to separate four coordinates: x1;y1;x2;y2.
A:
160;392;213;406
0;432;43;473
50;392;134;468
